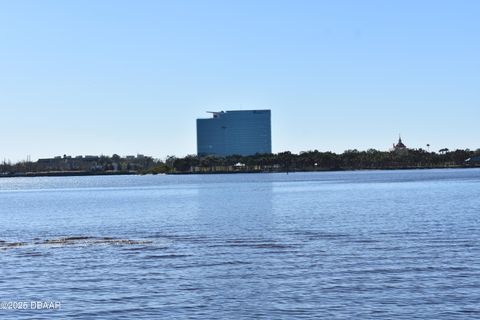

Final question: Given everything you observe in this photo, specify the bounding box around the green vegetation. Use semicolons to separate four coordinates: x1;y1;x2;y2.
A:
149;148;480;174
141;163;171;174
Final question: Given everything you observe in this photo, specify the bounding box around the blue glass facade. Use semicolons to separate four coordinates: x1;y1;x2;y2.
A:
197;110;271;156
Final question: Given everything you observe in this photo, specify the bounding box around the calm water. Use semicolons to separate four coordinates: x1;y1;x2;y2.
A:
1;169;479;319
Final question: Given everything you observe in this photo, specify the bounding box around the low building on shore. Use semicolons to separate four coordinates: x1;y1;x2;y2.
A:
36;154;154;172
465;156;480;166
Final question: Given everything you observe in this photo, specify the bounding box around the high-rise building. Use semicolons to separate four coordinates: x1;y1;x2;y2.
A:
197;110;272;156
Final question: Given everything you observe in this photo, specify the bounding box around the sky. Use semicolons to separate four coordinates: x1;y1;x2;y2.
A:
1;0;479;161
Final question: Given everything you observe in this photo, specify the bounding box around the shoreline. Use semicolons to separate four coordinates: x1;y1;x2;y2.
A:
1;165;478;178
0;171;138;178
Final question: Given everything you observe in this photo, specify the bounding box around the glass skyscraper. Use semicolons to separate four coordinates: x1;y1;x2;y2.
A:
197;110;271;156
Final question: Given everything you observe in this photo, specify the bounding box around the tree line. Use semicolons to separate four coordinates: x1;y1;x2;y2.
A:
1;148;478;176
151;148;479;174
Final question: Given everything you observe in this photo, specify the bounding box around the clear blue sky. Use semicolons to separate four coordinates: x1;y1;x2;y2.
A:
1;0;479;161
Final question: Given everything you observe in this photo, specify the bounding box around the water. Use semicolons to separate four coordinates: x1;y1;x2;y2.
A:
1;169;479;319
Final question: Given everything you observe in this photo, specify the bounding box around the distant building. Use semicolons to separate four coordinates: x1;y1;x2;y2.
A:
197;110;272;156
465;156;480;165
392;135;407;152
36;154;154;172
